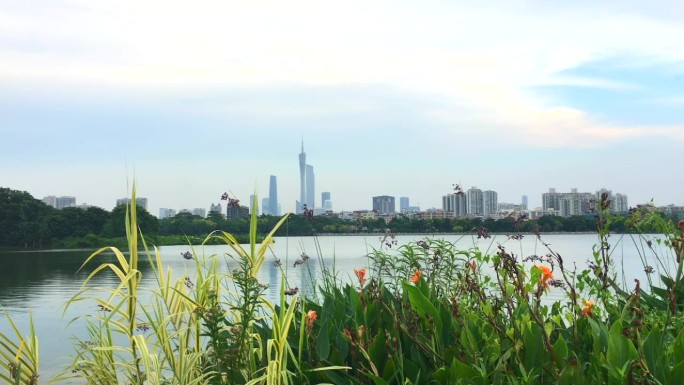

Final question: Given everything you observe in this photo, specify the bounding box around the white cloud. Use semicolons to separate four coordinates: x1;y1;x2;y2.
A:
1;0;684;148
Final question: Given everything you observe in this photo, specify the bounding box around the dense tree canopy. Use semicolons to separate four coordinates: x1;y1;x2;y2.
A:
0;186;680;249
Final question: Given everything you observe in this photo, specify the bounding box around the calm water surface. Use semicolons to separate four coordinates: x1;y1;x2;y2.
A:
0;233;675;380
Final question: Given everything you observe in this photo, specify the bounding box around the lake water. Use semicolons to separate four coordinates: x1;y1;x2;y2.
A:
0;233;676;381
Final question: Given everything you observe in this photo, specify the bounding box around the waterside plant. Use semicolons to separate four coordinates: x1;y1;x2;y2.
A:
2;190;684;384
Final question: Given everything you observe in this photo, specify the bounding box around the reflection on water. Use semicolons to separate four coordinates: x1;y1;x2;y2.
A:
0;233;674;380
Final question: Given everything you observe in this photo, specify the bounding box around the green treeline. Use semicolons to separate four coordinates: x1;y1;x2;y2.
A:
0;187;680;249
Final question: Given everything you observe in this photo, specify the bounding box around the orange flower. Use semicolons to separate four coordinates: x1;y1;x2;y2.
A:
306;310;317;330
582;300;595;317
354;268;367;286
409;269;422;283
534;264;554;287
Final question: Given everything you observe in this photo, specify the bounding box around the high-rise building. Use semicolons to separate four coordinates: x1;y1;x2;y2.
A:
269;175;279;216
522;195;528;210
116;197;148;210
192;208;206;218
321;192;332;211
542;188;559;212
54;196;76;209
227;205;249;221
400;197;409;212
483;190;498;217
43;195;76;209
442;194;466;217
299;141;306;214
615;193;629;213
372;195;395;215
42;196;56;208
298;140;316;212
466;187;484;216
544;188;594;217
159;208;176;219
306;164;315;209
262;198;271;215
210;203;222;213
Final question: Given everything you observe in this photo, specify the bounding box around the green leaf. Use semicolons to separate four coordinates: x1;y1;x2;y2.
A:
553;334;569;369
449;359;483;385
557;360;582;385
317;320;331;360
368;328;388;374
606;320;638;370
588;318;609;353
643;327;666;383
669;360;684;385
335;329;349;359
402;281;443;337
522;322;544;369
364;373;390;385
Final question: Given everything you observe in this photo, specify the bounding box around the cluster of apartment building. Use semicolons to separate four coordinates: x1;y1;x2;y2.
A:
540;188;629;217
38;186;651;223
331;187;630;223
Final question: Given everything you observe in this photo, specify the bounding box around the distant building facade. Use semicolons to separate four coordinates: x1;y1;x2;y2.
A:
159;208;177;219
209;203;222;214
321;192;332;211
43;195;76;209
466;187;484;216
483;190;498;217
543;187;627;217
269;175;279;216
442;194;467;217
306;165;315;209
372;195;395;215
400;197;409;212
192;208;206;218
299;141;307;214
116;197;148;210
227;205;249;221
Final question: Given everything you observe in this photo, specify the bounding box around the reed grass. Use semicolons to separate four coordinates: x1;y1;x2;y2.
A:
3;188;684;384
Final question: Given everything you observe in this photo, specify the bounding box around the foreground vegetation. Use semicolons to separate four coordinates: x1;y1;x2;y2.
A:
4;189;684;384
1;186;681;249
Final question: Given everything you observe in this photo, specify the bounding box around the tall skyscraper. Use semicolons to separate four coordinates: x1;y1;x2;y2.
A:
55;196;76;209
306;164;315;209
159;208;176;219
269;175;278;216
442;194;467;217
321;192;332;211
400;197;409;212
483;190;498;217
522;195;528;210
615;193;629;213
299;141;306;213
262;198;271;215
42;196;56;208
466;187;484;216
209;203;222;214
116;197;148;210
542;188;558;212
372;195;395;215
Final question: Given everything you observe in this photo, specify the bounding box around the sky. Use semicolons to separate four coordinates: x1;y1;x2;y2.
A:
1;0;683;216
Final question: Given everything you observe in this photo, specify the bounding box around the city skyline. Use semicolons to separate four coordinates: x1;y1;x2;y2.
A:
1;1;683;215
35;182;640;220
